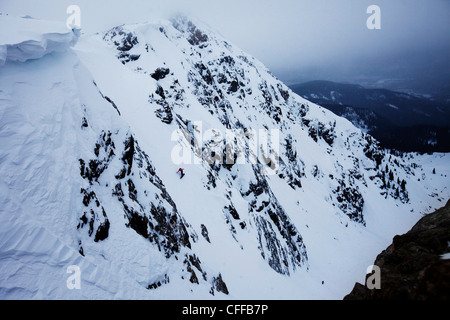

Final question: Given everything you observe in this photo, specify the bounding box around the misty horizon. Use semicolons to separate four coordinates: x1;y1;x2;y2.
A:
2;0;449;96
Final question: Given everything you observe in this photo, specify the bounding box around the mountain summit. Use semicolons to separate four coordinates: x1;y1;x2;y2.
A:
0;15;448;299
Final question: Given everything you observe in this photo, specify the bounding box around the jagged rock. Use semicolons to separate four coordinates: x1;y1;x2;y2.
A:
334;180;365;225
81;117;89;128
228;80;239;93
79;131;115;183
147;274;169;290
344;200;450;300
155;105;173;124
78;129;194;261
211;273;229;295
122;134;135;176
151;67;170;81
200;224;210;243
306;119;336;146
243;165;308;275
103;96;121;115
77;188;110;243
103;27;140;65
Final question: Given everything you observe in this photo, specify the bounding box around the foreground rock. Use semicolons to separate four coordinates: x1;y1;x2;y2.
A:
345;200;450;300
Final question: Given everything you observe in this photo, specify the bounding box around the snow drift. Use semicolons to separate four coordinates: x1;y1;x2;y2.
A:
0;14;79;66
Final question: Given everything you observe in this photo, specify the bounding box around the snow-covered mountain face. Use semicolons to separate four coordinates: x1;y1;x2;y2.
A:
0;15;449;300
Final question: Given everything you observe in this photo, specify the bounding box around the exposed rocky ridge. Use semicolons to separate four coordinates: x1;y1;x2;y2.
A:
344;199;450;300
93;16;444;289
100;17;316;276
76;117;226;292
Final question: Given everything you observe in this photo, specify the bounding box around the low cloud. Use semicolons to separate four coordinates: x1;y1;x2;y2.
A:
3;0;449;89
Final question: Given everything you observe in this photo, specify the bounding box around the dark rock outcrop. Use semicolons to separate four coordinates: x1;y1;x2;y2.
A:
344;200;450;300
151;68;170;81
211;273;229;295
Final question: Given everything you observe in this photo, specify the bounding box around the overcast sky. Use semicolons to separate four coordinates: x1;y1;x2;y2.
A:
2;0;449;90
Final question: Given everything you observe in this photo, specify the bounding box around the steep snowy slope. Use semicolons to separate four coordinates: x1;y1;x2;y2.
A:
0;15;448;300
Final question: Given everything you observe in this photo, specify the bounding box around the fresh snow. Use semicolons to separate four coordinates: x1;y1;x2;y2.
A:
0;14;79;66
0;15;449;300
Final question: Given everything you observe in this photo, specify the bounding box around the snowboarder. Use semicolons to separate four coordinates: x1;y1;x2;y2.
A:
177;168;185;179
